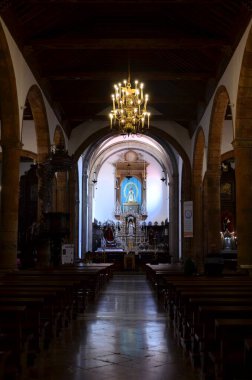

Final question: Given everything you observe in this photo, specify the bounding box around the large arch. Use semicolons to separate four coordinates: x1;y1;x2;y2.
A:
192;127;205;270
206;85;230;253
234;24;252;267
75;125;191;262
26;85;50;162
52;125;68;213
53;125;66;149
26;85;50;216
0;21;20;270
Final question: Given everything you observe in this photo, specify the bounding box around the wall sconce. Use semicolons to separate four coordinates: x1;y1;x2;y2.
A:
92;171;97;184
160;170;166;182
115;178;119;190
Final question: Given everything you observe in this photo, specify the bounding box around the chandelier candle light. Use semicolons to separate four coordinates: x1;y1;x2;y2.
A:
109;76;150;136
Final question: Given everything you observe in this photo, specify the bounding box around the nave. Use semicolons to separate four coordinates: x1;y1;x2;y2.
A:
25;274;197;380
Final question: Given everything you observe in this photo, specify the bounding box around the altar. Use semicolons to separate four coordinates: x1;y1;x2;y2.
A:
124;254;135;270
92;152;170;265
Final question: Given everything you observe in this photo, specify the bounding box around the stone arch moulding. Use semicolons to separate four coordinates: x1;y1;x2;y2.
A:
0;20;20;270
53;125;66;149
74;125;191;262
234;24;252;267
26;84;50;162
192;127;205;270
206;85;230;252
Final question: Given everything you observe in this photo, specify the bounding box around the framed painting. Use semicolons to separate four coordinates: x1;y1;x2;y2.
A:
220;181;233;200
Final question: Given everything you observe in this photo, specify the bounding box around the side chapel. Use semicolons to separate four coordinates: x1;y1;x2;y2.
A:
97;150;169;262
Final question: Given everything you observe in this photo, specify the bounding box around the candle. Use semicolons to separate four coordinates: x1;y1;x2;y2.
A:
140;83;144;100
112;94;115;110
109;113;113;128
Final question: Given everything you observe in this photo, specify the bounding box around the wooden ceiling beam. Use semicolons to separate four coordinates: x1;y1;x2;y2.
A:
28;0;221;4
26;37;229;50
58;97;198;105
46;71;210;81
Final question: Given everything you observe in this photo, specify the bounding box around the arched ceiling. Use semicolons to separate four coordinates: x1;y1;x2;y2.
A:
1;1;251;137
88;135;175;180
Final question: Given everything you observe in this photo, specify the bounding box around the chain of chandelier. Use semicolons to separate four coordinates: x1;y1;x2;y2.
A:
109;76;150;137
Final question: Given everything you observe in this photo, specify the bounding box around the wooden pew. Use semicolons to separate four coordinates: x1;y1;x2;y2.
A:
1;279;78;327
0;264;114;378
10;264;113;302
207;318;252;380
0;286;66;348
0;305;30;376
0;350;14;380
192;305;252;373
244;338;252;379
152;273;252;377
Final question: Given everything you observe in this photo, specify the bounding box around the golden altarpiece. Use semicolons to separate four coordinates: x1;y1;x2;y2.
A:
93;151;170;264
113;153;148;252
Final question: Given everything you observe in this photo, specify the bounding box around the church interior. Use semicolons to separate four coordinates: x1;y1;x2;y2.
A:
0;1;252;379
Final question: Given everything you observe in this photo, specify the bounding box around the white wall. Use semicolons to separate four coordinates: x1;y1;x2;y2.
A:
221;120;234;155
21;120;37;154
145;158;168;223
93;160;116;223
19;162;33;177
93;155;169;225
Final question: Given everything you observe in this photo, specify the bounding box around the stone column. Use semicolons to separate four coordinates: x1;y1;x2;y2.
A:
0;142;21;271
69;165;77;247
233;138;252;267
192;180;204;271
206;169;221;252
82;171;88;257
169;174;179;262
56;172;68;213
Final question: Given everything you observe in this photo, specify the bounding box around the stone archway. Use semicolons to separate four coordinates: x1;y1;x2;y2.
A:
192;128;205;270
52;126;68;213
234;25;252;267
0;22;20;270
74;126;191;262
206;86;230;253
26;85;50;215
27;85;50;163
53;125;66;149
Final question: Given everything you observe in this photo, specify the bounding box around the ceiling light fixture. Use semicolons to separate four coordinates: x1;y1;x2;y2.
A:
109;72;150;137
126;163;132;180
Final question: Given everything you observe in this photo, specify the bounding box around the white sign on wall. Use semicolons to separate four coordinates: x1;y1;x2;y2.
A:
61;244;74;264
184;201;193;238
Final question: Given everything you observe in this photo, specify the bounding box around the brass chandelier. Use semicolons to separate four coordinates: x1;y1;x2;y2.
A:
109;75;150;136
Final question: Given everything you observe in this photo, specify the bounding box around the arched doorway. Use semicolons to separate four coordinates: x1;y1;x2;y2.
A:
76;128;190;265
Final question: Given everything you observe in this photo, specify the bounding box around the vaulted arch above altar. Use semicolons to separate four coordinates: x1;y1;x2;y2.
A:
79;134;179;260
114;150;148;218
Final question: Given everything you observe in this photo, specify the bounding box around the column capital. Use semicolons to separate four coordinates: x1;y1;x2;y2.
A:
0;139;23;150
232;137;252;149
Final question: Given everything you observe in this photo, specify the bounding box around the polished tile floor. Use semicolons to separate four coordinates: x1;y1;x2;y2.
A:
27;274;199;380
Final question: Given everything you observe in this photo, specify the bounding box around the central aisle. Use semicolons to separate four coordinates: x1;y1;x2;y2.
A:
32;274;198;380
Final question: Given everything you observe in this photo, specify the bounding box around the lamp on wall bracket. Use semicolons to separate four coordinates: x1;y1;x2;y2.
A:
109;64;151;137
126;163;132;180
160;170;166;182
142;160;147;189
92;171;97;184
115;178;119;190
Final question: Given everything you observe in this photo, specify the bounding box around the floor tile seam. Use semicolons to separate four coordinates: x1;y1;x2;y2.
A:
79;316;167;321
102;292;154;295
